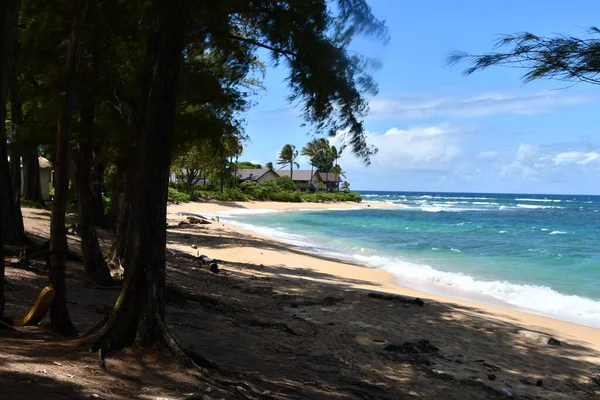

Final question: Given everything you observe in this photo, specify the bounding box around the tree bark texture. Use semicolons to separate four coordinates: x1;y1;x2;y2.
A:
0;0;22;319
48;0;89;336
91;139;108;224
73;99;112;286
22;148;43;202
9;69;23;203
91;0;190;350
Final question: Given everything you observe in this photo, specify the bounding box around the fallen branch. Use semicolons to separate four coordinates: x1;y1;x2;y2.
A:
367;292;425;306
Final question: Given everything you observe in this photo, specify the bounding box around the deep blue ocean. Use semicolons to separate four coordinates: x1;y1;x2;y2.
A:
211;191;600;327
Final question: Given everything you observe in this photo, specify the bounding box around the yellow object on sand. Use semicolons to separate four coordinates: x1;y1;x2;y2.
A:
9;286;55;326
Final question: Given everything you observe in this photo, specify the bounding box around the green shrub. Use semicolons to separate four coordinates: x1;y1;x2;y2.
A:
102;194;112;215
214;188;248;201
275;176;296;192
168;187;191;202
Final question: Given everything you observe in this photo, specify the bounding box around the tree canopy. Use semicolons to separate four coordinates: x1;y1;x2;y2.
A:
447;27;600;85
0;0;386;365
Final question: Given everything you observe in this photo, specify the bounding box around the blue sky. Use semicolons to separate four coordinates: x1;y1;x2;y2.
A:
241;0;600;194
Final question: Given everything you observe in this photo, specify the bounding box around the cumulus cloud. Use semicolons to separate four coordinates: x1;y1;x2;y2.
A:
498;143;600;186
339;124;465;173
369;91;598;119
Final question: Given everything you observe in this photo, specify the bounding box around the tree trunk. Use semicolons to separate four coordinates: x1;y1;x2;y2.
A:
91;0;190;351
73;99;112;286
0;0;26;247
7;40;24;203
48;0;89;337
108;161;132;269
0;0;22;320
22;148;43;202
90;140;107;224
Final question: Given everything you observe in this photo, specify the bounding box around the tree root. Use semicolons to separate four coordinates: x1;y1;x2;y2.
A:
166;282;222;309
0;319;17;331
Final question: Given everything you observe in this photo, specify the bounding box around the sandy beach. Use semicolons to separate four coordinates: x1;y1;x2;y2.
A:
167;200;600;398
2;202;599;399
169;200;600;352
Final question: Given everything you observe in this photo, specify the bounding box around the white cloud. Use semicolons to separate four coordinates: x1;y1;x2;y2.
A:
369;91;598;119
579;152;600;164
498;144;600;184
516;144;539;162
553;151;584;165
340;123;465;173
547;151;600;165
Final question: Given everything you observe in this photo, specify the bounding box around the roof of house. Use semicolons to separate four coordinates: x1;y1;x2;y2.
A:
39;156;52;170
7;155;53;169
318;172;341;183
274;169;318;182
236;168;273;181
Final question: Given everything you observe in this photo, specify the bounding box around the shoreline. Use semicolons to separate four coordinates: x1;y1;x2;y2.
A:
168;200;600;352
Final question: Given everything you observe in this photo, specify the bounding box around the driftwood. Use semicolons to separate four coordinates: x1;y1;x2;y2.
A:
187;216;211;225
367;292;425;306
199;254;219;273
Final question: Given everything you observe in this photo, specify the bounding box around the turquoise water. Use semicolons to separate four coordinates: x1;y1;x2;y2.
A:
212;192;600;327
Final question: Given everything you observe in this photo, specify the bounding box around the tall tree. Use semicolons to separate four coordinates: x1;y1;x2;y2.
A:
8;65;24;204
447;27;600;85
90;0;386;358
0;0;26;246
301;138;320;184
72;95;112;286
0;0;23;321
265;161;273;169
48;0;89;336
277;144;299;180
91;0;191;351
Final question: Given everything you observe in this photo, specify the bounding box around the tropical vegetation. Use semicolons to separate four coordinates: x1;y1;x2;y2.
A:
0;0;384;362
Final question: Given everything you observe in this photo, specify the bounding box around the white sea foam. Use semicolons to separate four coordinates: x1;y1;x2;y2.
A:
421;206;444;212
516;204;563;209
550;231;568;235
515;198;561;202
219;219;313;247
218;208;600;328
350;254;600;328
498;230;507;234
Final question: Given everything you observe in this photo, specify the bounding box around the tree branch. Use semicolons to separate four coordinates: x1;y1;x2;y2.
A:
228;34;296;64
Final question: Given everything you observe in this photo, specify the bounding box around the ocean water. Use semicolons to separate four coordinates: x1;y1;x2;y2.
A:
209;192;600;328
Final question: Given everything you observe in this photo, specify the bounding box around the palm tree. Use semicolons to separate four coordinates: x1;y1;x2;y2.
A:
329;164;345;191
313;138;334;172
301;139;320;190
277;144;299;180
265;161;274;170
341;181;350;192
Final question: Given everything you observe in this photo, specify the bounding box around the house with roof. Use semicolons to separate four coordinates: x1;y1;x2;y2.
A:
7;156;54;201
236;168;279;183
275;170;323;192
318;172;341;192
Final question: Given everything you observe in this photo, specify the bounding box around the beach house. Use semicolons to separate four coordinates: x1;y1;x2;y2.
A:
7;156;54;201
318;172;341;192
275;170;323;192
236;168;279;183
